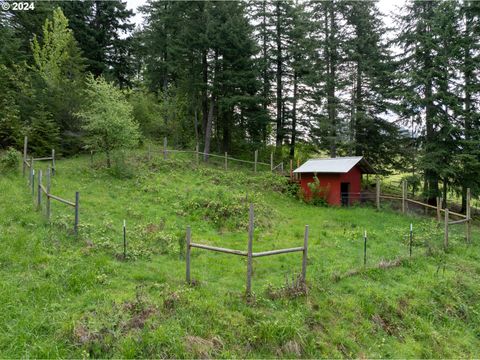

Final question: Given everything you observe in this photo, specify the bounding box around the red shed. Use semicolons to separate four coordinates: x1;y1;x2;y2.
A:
294;156;375;206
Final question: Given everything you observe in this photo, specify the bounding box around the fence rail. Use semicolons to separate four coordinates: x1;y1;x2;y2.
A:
186;203;308;296
377;179;472;246
157;137;285;174
36;166;80;235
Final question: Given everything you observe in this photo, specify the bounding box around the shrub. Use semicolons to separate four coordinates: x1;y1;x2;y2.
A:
300;176;329;206
0;147;21;172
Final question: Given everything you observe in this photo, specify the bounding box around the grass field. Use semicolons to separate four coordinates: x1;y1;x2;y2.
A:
1;150;479;358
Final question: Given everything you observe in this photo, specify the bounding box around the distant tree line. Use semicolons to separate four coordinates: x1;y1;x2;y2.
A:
0;0;479;209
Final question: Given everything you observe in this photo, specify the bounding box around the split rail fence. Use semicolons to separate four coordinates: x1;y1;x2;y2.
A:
375;179;472;247
185;204;309;296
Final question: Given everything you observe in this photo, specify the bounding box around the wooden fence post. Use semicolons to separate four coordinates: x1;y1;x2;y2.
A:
186;225;191;284
196;143;199;166
302;225;309;284
246;203;254;297
31;167;35;196
376;178;380;210
74;191;79;236
402;180;406;214
51;149;56;175
444;208;449;249
290;159;293;180
363;230;367;266
436;197;441;222
37;169;42;210
270;152;273;171
23;136;28;177
225;152;228;171
163;137;167;160
409;223;413;257
254;150;258;173
466;188;471;244
46;167;51;220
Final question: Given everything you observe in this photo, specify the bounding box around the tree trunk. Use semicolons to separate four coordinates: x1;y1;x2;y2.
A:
201;50;208;140
203;97;215;162
261;0;269;143
354;62;363;156
326;4;337;158
275;1;283;148
290;70;298;159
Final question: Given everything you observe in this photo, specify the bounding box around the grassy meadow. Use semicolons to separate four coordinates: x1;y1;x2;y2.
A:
0;150;479;358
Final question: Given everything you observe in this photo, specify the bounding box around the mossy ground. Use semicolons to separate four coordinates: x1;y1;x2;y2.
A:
1;150;479;358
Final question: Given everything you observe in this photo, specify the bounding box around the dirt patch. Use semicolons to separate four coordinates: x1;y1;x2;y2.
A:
371;314;398;335
184;335;223;358
277;340;302;357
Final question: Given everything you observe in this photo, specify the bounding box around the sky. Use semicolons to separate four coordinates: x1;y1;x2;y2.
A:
125;0;406;29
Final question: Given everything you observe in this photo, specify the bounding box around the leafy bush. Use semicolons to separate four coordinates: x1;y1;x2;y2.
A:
0;147;21;172
300;176;329;206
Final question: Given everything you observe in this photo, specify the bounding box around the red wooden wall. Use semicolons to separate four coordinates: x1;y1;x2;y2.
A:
299;165;363;206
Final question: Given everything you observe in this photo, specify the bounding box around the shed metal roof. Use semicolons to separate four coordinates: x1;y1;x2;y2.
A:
293;156;375;174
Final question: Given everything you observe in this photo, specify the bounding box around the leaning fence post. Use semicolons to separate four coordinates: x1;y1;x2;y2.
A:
163;137;167;160
51;149;56;175
302;225;309;284
246;203;254;297
402;180;406;214
37;169;42;210
23;136;28;177
444;208;449;250
376;178;380;210
74;191;79;236
46;167;51;220
254;150;258;173
466;188;471;244
363;230;367;266
186;225;191;284
270;152;273;171
225;152;228;171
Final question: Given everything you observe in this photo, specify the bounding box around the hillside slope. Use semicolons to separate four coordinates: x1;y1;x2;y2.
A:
1;152;479;358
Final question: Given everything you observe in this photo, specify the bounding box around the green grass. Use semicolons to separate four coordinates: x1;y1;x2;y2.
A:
1;150;479;358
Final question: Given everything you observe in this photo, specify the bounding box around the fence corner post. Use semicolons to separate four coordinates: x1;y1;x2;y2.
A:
444;208;449;250
74;191;80;236
246;203;254;298
186;225;191;284
302;225;309;285
466;188;471;244
376;177;380;210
